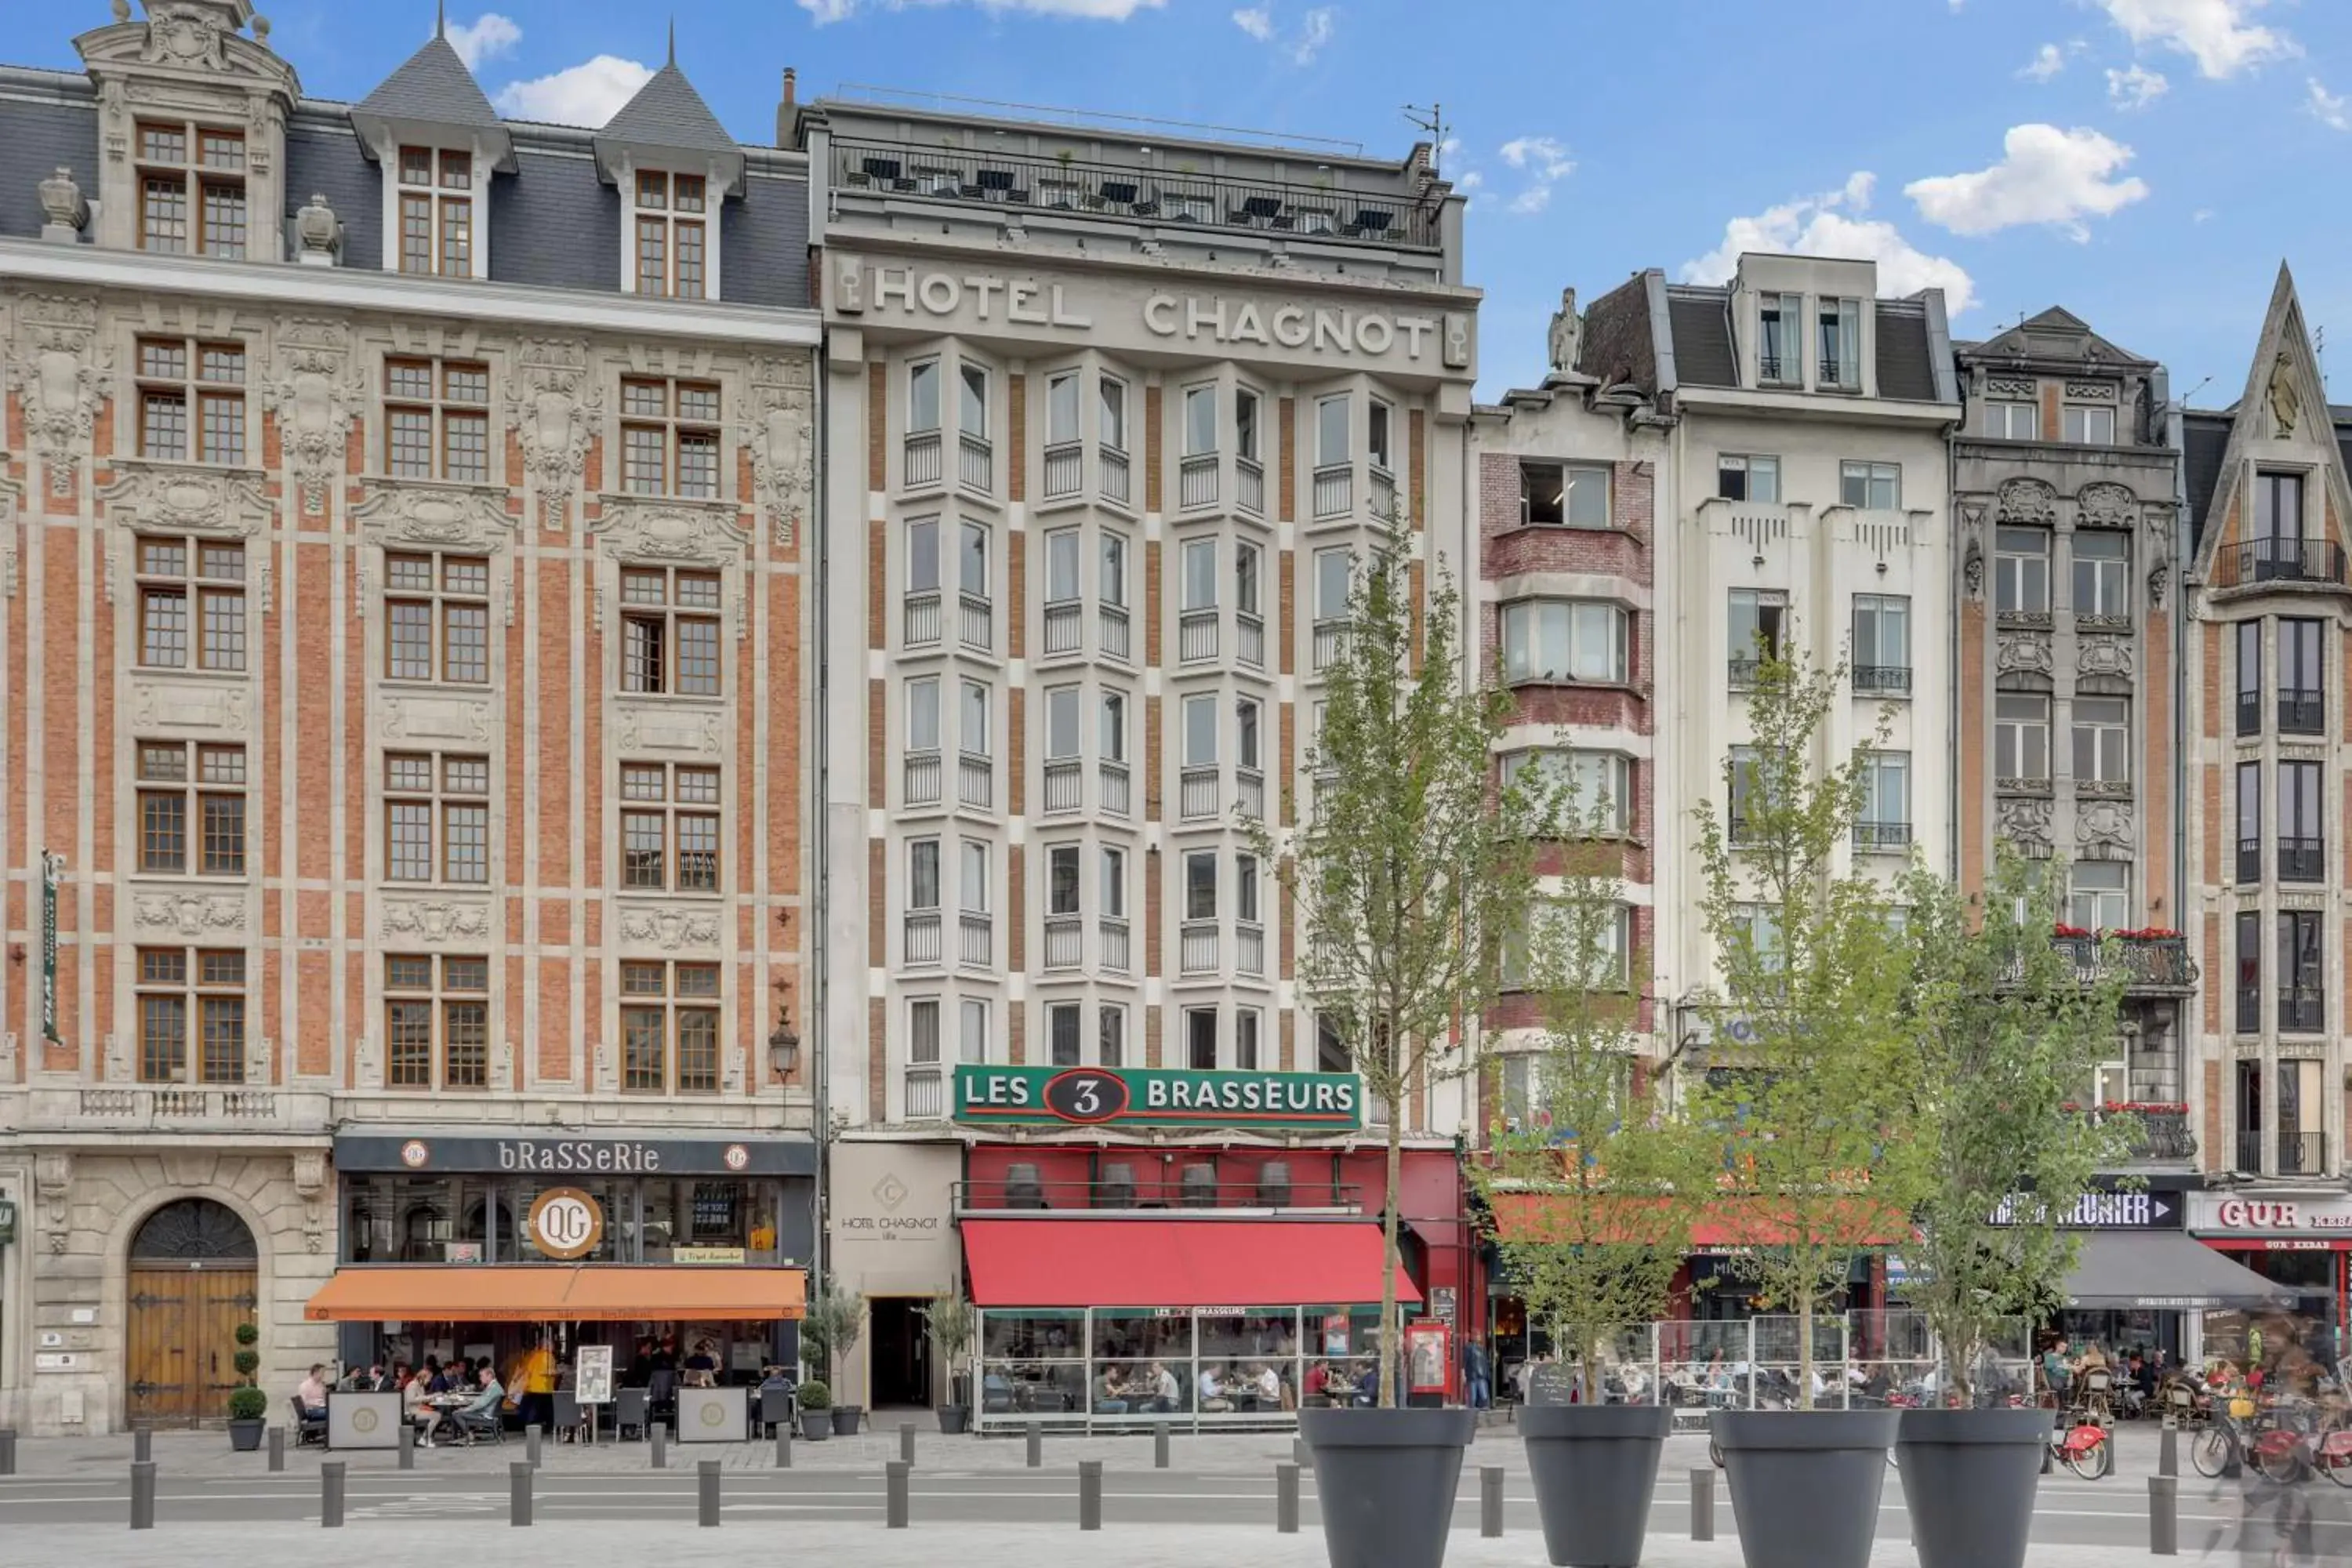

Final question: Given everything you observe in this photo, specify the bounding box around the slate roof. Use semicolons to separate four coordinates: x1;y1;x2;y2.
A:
353;34;497;129
1664;288;1736;388
600;63;736;151
0;79;99;245
1874;303;1936;402
2182;412;2231;553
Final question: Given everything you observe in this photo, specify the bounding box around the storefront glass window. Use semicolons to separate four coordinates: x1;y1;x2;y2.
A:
339;1175;787;1266
980;1309;1087;1417
1196;1308;1299;1414
1302;1305;1383;1406
1091;1310;1193;1415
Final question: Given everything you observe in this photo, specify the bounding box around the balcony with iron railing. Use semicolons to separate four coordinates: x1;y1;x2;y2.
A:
1099;604;1131;662
1042;915;1083;971
1237;612;1265;670
2238;986;2262;1034
960;433;993;493
960;912;994;969
1312;618;1348;671
953;1174;1369;1214
1237;456;1265;517
2238;691;2263;737
1236;767;1265;822
1180;765;1221;822
1370;466;1396;521
1042;441;1083;501
1180;452;1218;510
2214;537;2351;591
904;590;942;648
2280;985;2326;1033
1102;446;1131;506
2238;838;2262;885
1041;758;1082;815
1181;920;1219;975
1237;922;1265;978
1728;656;1763;690
904;1067;946;1120
1100;760;1131;816
2281;688;2327;735
1313;463;1353;519
905;909;943;967
1180;608;1218;662
904;749;942;808
1853;665;1912;697
2044;933;2198;995
2235;1129;2263;1174
959;591;993;652
2281;1131;2330;1178
1101;916;1131;975
1853;821;1911;852
959;752;993;810
1043;598;1082;657
2279;836;2326;883
829;136;1443;252
904;428;943;488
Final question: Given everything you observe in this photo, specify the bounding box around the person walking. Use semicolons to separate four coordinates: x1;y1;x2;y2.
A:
1463;1336;1491;1410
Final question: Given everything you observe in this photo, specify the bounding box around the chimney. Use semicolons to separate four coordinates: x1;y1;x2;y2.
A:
777;66;799;148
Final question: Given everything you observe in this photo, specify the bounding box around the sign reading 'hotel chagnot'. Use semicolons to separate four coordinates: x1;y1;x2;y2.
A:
953;1065;1363;1131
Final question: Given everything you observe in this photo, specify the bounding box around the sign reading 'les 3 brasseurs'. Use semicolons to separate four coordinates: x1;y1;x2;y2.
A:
833;259;1472;372
953;1065;1363;1131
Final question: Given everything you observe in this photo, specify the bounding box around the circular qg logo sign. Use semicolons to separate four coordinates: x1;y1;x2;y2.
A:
723;1144;750;1171
1041;1069;1131;1125
528;1186;604;1260
400;1140;431;1169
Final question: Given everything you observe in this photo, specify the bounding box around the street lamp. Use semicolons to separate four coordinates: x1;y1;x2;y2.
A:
768;1007;800;1081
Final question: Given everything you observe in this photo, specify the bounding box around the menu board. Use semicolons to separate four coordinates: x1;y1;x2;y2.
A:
575;1345;615;1406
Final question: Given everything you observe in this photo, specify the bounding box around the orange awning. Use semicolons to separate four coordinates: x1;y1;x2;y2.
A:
304;1266;806;1323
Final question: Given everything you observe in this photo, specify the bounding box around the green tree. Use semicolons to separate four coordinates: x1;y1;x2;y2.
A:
1896;846;2136;1403
1479;789;1702;1404
1684;644;1922;1406
1254;521;1553;1407
800;1283;867;1395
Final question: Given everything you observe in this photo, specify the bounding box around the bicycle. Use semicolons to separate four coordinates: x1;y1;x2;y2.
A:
2048;1415;2113;1479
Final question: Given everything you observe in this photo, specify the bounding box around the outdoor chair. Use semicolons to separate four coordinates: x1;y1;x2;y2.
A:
290;1396;327;1447
758;1385;795;1437
453;1402;505;1445
615;1386;650;1439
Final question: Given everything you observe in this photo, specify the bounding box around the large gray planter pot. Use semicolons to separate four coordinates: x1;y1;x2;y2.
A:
1299;1406;1474;1568
1894;1406;2048;1568
1710;1409;1898;1568
1522;1403;1671;1567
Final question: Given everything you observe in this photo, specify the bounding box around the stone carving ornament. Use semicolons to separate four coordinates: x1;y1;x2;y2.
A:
742;357;815;549
140;2;238;69
1995;476;2056;525
619;907;722;951
2078;800;2134;851
590;498;750;568
380;899;491;943
2075;482;2136;530
1958;500;1987;599
1996;632;2053;677
351;481;516;554
9;294;110;496
100;463;270;536
1995;795;2053;857
2077;636;2136;681
1547;287;1581;376
34;1151;71;1254
132;892;243;938
261;320;359;512
508;339;601;532
2270;352;2301;438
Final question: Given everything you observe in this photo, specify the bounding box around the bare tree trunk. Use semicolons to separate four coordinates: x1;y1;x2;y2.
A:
1798;1294;1815;1411
1379;1112;1402;1408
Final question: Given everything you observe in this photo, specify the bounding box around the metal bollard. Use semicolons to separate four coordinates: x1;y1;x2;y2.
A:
651;1421;668;1468
1027;1421;1043;1468
267;1426;285;1472
699;1459;721;1527
398;1428;416;1470
775;1424;793;1468
321;1461;345;1529
1276;1461;1300;1534
1155;1423;1170;1469
1689;1468;1715;1542
2150;1475;2177;1556
0;1428;14;1476
133;1428;152;1465
129;1460;157;1531
510;1461;532;1526
1293;1436;1311;1468
527;1423;543;1470
1078;1459;1102;1531
1480;1465;1504;1538
901;1422;916;1465
886;1459;910;1529
2158;1414;2179;1478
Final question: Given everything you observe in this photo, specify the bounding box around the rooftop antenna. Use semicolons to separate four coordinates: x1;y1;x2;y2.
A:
667;16;677;67
1403;100;1446;172
435;0;445;38
2318;325;2329;394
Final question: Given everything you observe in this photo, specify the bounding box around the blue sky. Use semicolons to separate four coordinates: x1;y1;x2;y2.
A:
25;0;2352;404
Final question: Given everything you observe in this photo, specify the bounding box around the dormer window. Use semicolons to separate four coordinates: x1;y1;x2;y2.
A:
1758;292;1798;385
396;147;474;278
1817;298;1862;390
633;172;708;299
139;122;246;258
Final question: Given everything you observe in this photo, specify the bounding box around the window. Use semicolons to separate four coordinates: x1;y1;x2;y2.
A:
619;960;722;1093
1759;292;1798;383
136;535;245;670
620;568;722;696
1314;547;1352;620
1727;589;1786;677
1995;694;2051;781
909;361;940;434
2237;909;2263;1031
618;761;721;892
1047;1001;1083;1068
1102;846;1127;918
1185;849;1218;921
906;519;941;607
1502;599;1629;684
1817;296;1862;388
1984;400;2038;440
1044;529;1080;610
632;171;707;299
2281;619;2325;734
395;146;474;277
1852;594;1910;691
2278;912;2325;1033
2072;532;2130;619
136;947;245;1084
1995;528;2051;615
1101;690;1127;764
1185;1007;1218;1071
1728;746;1764;837
1316;1013;1351;1073
2069;862;2129;933
960;998;990;1064
385;751;491;884
2281;760;2324;882
1715;454;1779;503
138;741;245;876
1236;1008;1261;1072
137;121;244;256
961;681;993;764
1235;388;1260;461
1736;905;1786;973
619;379;720;499
1181;538;1217;612
384;953;490;1089
1838;460;1900;510
2255;472;2304;545
1047;844;1082;919
1101;532;1127;608
1523;461;1611;527
2072;698;2129;786
2239;621;2264;737
1236;697;1262;772
2238;760;2263;885
1857;753;1911;847
1236;851;1261;925
1501;749;1631;834
960;364;989;439
1102;376;1129;452
383;358;490;483
1316;395;1349;465
1183;384;1216;456
961;521;990;598
137;339;246;466
1045;686;1080;766
1047;372;1080;447
2063;403;2116;445
909;999;942;1071
1183;693;1218;768
385;551;490;684
909;838;940;914
1368;399;1393;472
1236;541;1263;620
907;677;940;757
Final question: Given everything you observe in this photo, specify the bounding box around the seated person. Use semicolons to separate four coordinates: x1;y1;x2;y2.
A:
455;1366;506;1443
1254;1363;1283;1408
404;1368;445;1448
1198;1363;1230;1412
1303;1361;1328;1404
1094;1365;1129;1414
295;1364;330;1421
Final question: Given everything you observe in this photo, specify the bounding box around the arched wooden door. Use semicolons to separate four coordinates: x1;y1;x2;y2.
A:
126;1200;259;1428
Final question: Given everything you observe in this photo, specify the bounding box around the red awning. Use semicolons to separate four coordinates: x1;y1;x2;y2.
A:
961;1218;1421;1309
1491;1194;1910;1250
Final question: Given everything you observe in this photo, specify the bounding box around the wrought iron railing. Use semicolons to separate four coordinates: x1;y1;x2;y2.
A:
2216;537;2350;590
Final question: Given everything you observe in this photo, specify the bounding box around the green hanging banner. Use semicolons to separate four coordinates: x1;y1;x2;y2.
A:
953;1064;1363;1131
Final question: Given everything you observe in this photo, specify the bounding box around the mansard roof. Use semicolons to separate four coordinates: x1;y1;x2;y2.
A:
353;34;497;130
593;61;744;190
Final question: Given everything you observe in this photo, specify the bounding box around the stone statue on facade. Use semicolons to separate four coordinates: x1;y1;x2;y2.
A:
1547;287;1581;376
2269;352;2301;438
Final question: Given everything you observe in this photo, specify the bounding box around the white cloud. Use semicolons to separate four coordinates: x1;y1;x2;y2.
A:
1681;171;1978;314
1230;5;1273;40
492;55;654;126
2309;78;2350;131
2192;207;2216;223
2092;0;2295;80
802;0;1166;20
1290;5;1334;63
1904;124;2148;240
2019;43;2069;82
1495;135;1573;215
2106;64;2169;108
1231;3;1334;64
444;13;521;69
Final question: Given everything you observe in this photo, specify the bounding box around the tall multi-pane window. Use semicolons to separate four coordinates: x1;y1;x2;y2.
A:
395;146;474;277
1185;1007;1218;1071
2279;913;2325;1033
1098;1005;1127;1069
960;998;990;1065
619;379;720;498
909;837;940;915
620;960;722;1093
2238;760;2263;885
1235;387;1260;462
138;741;245;876
2071;698;2130;786
136;536;245;670
908;361;940;434
2069;862;2129;932
1984;400;2038;439
1181;539;1217;612
1501;600;1629;684
2239;621;2265;737
1994;695;2051;782
1184;384;1217;456
619;762;721;892
2236;909;2263;1033
1852;594;1911;692
2281;760;2325;883
137;122;245;256
136;947;246;1084
2281;619;2325;734
1837;460;1899;509
384;953;490;1089
1236;1009;1261;1072
384;752;490;884
1316;395;1349;466
960;364;989;441
1817;296;1862;388
384;359;490;481
620;568;723;695
1857;753;1911;847
2063;403;2116;445
1101;376;1129;452
1501;749;1631;834
1758;292;1797;383
1995;529;2051;615
385;553;490;683
137;339;246;465
2071;532;2130;618
1367;399;1393;473
2254;472;2304;550
1045;529;1080;611
1047;1001;1083;1068
633;171;708;299
1727;589;1787;675
1185;849;1218;923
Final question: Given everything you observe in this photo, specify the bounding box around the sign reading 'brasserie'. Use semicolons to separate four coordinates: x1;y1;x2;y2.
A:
953;1065;1363;1131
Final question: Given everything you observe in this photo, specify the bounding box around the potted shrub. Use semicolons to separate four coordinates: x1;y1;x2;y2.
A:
1480;785;1703;1568
796;1379;833;1442
1889;848;2134;1568
1683;646;1927;1568
227;1320;267;1451
800;1285;868;1436
1251;523;1554;1568
922;1295;977;1436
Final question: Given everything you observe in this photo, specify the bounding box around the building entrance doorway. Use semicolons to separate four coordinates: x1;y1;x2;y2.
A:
126;1200;260;1428
869;1296;932;1407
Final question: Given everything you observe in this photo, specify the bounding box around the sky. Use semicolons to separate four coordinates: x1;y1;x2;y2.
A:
22;0;2352;406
